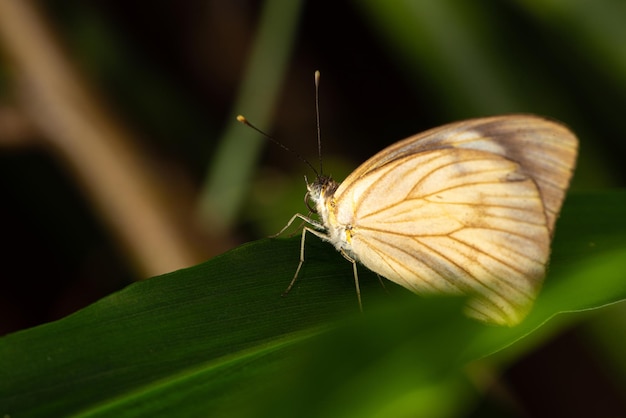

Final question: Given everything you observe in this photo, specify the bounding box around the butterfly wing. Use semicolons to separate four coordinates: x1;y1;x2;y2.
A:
331;115;578;325
339;114;578;235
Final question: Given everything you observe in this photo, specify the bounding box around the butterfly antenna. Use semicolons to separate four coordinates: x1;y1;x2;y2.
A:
236;115;319;176
314;70;323;175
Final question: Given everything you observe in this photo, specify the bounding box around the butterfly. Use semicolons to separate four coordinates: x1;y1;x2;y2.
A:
276;114;578;326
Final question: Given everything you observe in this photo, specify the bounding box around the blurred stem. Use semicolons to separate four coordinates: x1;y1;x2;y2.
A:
197;0;304;235
0;0;203;277
0;103;37;147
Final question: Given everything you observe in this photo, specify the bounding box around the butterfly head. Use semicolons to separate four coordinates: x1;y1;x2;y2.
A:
305;175;339;222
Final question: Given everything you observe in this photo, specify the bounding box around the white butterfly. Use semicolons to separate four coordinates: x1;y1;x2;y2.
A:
279;114;578;326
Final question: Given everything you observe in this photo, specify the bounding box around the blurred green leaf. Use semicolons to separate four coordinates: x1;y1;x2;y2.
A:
355;0;549;116
1;191;625;418
516;0;626;90
198;0;305;232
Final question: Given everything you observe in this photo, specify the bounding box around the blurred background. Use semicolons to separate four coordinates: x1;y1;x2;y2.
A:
0;0;624;415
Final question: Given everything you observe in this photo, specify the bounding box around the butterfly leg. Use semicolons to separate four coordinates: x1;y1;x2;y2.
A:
376;274;388;293
282;226;329;297
352;261;363;312
271;213;324;238
281;222;363;313
339;249;363;312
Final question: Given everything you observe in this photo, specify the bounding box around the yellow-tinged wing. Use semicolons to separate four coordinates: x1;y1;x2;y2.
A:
337;114;578;235
331;116;577;326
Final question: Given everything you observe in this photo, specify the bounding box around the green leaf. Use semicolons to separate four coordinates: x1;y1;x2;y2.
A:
1;191;625;418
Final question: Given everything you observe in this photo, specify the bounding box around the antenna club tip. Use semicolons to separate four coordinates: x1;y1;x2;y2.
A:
314;70;320;84
236;115;247;124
